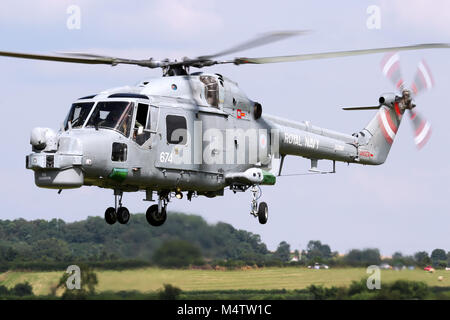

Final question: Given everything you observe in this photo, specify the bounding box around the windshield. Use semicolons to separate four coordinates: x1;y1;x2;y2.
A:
65;102;94;129
86;101;134;137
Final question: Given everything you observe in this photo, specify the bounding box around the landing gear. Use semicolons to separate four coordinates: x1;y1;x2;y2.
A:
250;185;268;224
257;202;268;224
104;190;130;225
104;207;117;225
117;207;130;224
146;193;168;226
146;204;167;226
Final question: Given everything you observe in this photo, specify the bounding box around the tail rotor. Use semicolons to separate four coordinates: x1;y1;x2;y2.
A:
381;53;434;150
343;53;436;150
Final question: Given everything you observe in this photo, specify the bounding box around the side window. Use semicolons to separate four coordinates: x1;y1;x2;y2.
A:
166;115;187;145
200;75;219;107
133;103;150;146
112;142;127;161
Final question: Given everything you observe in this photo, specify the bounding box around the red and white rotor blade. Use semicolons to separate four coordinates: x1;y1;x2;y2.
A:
411;59;434;96
380;52;404;91
409;110;432;149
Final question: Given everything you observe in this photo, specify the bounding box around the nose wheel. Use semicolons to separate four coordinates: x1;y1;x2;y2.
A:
104;190;130;225
250;185;268;224
257;202;268;224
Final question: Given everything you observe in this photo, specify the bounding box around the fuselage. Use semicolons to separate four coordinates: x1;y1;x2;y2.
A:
26;73;384;197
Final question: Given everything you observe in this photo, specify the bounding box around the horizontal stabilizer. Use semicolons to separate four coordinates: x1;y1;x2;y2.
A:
342;106;380;111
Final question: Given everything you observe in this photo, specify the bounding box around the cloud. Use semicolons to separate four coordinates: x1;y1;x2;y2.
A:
348;164;448;210
381;0;450;37
0;0;223;43
0;0;72;26
152;0;223;36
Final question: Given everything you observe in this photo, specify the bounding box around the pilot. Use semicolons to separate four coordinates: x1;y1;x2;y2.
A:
120;114;131;136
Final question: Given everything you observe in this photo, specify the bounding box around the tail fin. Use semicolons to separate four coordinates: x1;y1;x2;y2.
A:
358;103;403;165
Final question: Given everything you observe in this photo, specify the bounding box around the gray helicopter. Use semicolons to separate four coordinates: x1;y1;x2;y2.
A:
1;31;448;226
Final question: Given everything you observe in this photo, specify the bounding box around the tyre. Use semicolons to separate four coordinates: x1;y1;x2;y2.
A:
258;202;268;224
146;204;167;226
104;207;117;225
117;207;130;224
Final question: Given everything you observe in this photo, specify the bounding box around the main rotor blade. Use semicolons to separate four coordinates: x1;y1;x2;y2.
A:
231;43;450;65
198;30;310;60
0;50;161;68
342;106;380;111
56;52;117;59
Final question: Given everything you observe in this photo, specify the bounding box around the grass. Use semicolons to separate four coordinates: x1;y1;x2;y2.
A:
0;267;449;296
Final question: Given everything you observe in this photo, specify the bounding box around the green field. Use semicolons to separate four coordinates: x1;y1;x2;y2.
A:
1;267;449;296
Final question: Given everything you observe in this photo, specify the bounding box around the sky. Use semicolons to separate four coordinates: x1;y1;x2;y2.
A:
0;0;449;256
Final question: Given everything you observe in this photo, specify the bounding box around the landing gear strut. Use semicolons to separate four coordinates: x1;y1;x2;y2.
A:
250;185;268;224
104;190;130;225
146;192;168;226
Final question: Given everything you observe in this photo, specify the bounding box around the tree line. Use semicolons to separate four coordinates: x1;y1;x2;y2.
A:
0;214;448;270
272;240;449;269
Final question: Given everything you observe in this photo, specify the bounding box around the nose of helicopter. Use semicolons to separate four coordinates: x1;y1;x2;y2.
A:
26;132;84;189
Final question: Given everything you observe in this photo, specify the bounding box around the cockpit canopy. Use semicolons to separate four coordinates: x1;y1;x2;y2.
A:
64;102;94;129
65;101;133;137
64;99;154;147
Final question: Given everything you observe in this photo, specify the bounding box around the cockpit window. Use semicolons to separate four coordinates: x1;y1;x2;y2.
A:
65;102;94;130
200;75;219;107
86;101;134;137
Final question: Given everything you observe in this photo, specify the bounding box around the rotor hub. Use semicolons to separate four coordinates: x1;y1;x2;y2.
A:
400;89;414;110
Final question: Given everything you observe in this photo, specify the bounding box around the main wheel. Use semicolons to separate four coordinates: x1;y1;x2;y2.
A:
117;207;130;224
146;204;167;226
105;207;117;225
258;202;268;224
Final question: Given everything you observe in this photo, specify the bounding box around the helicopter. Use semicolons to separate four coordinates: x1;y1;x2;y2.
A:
1;31;448;226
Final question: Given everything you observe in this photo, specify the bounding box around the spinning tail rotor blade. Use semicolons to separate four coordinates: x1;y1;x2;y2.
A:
411;59;434;96
380;52;404;91
409;110;432;149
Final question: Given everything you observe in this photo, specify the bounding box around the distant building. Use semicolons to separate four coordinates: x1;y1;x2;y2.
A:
379;263;392;270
